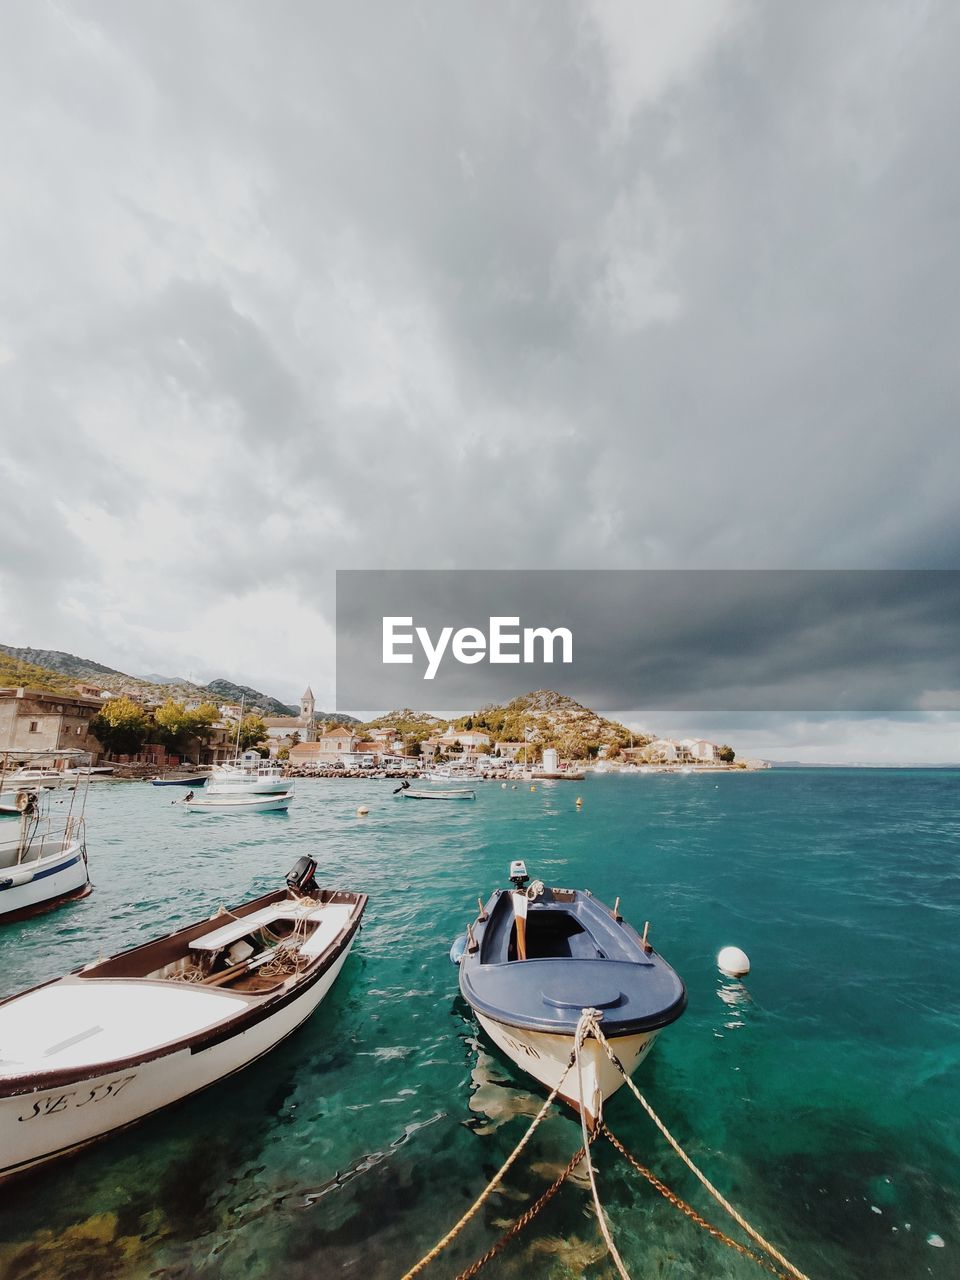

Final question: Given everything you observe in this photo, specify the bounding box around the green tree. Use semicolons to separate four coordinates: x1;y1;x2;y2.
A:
185;702;218;745
153;700;219;754
89;696;151;757
277;746;290;761
237;714;267;752
717;744;736;763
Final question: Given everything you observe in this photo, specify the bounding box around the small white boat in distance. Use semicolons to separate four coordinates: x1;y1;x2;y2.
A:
393;780;475;801
207;751;290;795
2;767;65;788
0;858;366;1182
181;790;293;814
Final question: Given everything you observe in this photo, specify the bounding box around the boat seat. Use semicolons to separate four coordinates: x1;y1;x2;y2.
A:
297;904;354;958
190;905;319;952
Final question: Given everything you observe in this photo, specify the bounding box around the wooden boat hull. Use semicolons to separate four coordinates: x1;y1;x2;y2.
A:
0;941;354;1180
0;879;365;1182
475;1012;658;1124
0;840;90;925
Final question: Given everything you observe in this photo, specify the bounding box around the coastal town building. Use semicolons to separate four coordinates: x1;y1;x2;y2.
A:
494;741;526;761
262;687;318;745
0;686;104;757
311;724;360;762
642;739;687;764
438;727;492;756
286;743;328;767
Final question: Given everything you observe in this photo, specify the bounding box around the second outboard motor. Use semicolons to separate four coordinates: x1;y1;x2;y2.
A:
286;856;318;893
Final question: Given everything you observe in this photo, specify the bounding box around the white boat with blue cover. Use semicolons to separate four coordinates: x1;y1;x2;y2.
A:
454;861;685;1123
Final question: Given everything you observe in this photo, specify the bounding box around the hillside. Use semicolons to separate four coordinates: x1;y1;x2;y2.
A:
0;644;121;681
454;690;650;759
357;692;651;759
0;652;79;694
204;679;298;718
0;644;310;717
357;708;443;740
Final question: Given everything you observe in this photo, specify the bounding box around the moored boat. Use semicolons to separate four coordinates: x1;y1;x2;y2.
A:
2;766;64;785
0;858;366;1181
206;750;290;795
151;773;209;787
393;780;475;801
397;789;475;801
181;789;293;814
454;861;685;1123
0;752;93;923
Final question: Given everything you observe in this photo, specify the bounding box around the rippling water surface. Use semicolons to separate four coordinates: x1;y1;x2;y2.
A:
0;769;958;1278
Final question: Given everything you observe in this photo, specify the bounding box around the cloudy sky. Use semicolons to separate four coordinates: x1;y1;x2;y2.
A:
1;2;958;759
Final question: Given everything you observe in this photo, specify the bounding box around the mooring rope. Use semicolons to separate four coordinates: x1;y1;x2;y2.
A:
399;1052;578;1279
453;1140;590;1279
602;1123;790;1279
582;1013;812;1280
574;1010;630;1279
400;1007;813;1280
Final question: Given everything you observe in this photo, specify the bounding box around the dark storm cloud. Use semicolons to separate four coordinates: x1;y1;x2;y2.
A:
1;1;959;707
336;570;960;714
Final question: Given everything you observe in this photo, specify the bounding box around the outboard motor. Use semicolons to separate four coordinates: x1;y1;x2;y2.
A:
15;790;37;815
286;856;318;893
509;859;529;890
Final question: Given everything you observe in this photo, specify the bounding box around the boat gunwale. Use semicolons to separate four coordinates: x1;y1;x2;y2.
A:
0;887;367;1097
459;885;687;1038
461;967;687;1038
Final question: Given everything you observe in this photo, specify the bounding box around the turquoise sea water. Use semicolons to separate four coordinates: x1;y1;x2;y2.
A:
0;769;957;1279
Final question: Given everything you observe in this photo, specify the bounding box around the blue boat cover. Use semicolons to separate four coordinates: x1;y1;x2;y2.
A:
459;885;686;1037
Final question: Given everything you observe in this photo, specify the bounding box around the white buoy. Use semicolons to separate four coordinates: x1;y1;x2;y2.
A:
717;946;750;978
356;805;369;816
501;782;507;789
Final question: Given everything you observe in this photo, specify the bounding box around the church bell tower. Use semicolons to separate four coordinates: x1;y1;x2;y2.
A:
300;686;316;727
